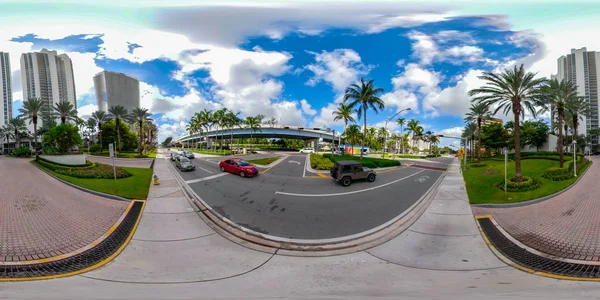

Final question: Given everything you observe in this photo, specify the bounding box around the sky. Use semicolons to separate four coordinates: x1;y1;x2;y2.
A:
1;0;599;147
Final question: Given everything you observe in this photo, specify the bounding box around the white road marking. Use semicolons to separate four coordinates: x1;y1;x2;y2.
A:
195;165;214;174
277;169;426;197
185;173;228;184
303;154;308;178
288;160;301;165
204;159;219;164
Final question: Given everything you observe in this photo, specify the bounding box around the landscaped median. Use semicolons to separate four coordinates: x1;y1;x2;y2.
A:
33;156;153;199
184;148;232;156
464;151;592;205
309;153;401;170
246;156;280;165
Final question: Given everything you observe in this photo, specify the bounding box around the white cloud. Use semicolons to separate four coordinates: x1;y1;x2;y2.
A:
305;49;371;93
77;104;98;119
433;30;476;44
312;103;349;130
300;99;316;116
407;30;485;65
439;126;463;137
407;31;438;65
422;69;487;117
382;63;440;114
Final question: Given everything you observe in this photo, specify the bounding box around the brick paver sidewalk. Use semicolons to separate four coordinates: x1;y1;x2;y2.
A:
473;157;600;261
0;157;128;262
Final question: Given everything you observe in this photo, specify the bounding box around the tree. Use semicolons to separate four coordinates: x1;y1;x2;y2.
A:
18;97;46;153
0;126;11;154
481;122;509;151
332;103;356;136
565;94;589;153
161;136;173;147
463;103;491;163
53;100;78;124
225;110;242;147
405;119;422;153
7;117;27;148
91;110;110;153
541;78;578;166
86;118;97;145
343;78;385;160
343;124;362;156
128;107;152;155
245;116;262;144
99;120;138;151
469;64;547;182
43;123;82;153
108;105;129;153
521;120;550;151
462;122;477;160
396;117;406;153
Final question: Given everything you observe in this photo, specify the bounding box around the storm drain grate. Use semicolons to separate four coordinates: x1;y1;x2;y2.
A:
478;217;600;278
0;201;143;279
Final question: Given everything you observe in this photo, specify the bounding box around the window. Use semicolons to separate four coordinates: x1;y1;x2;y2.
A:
352;165;363;172
343;165;352;172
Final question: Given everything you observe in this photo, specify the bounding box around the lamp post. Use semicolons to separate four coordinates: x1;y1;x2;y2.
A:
383;108;411;158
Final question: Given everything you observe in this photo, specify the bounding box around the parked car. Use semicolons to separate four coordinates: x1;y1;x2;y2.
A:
170;152;179;161
299;148;315;154
330;160;376;187
219;158;259;177
175;156;196;171
183;151;195;159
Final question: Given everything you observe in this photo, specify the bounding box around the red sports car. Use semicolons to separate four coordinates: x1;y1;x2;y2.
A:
219;158;259;177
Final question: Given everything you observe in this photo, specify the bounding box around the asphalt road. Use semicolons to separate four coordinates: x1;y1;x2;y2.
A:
171;155;443;239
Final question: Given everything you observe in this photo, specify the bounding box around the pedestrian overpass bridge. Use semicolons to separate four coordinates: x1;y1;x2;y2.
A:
174;125;337;145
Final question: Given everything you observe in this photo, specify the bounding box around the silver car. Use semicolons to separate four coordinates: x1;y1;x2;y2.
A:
170;152;179;161
184;151;195;159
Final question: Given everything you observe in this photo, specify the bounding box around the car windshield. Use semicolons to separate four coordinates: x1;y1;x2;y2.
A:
238;160;250;166
180;158;190;163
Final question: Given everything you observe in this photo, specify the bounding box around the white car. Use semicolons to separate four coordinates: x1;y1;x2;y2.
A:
299;148;315;154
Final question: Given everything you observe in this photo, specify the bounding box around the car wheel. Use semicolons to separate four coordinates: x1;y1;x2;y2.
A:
341;176;352;187
220;166;225;172
367;173;376;182
239;171;246;177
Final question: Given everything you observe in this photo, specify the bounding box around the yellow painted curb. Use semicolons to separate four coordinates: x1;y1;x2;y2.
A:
0;200;146;282
260;156;288;174
475;215;600;282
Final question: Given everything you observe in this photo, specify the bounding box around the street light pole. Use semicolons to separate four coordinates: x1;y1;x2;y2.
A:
383;108;411;158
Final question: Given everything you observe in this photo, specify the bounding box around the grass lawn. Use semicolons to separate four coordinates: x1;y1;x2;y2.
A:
185;148;232;155
464;157;591;204
246;156;280;165
33;161;153;199
324;154;401;168
146;149;157;158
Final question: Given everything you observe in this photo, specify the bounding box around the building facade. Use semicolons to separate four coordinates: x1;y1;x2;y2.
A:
93;71;140;114
0;52;12;126
553;47;600;147
20;48;77;128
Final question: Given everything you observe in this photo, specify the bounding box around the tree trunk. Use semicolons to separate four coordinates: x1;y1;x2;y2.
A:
98;123;103;152
361;104;366;160
558;110;564;168
116;119;122;153
513;103;523;182
573;115;578;154
33;116;38;155
477;117;482;163
138;120;143;156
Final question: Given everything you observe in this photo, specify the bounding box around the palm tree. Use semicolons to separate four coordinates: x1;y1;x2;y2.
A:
332;103;356;135
405;119;422;153
128;107;152;156
429;135;440;155
7;117;27;149
0;126;9;154
343;124;362;156
91;110;110;152
107;105;129;153
463;122;477;160
378;127;388;156
565;95;589;153
541;78;578;166
86;118;97;145
343;78;385;160
213;108;229;150
53;100;78;124
396;117;406;153
468;64;547;182
463;103;491;163
18;97;46;153
245;116;262;144
226;111;242;148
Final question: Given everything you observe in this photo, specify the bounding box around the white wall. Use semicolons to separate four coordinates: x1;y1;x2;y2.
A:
40;154;86;165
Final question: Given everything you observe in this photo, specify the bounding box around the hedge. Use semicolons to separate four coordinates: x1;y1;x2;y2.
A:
36;159;131;179
508;151;584;160
542;158;590;181
323;154;401;168
310;153;334;170
497;176;542;192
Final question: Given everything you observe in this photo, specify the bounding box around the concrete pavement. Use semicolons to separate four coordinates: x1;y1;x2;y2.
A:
4;153;600;299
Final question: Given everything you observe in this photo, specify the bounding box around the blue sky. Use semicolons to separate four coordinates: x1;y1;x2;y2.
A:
1;1;598;145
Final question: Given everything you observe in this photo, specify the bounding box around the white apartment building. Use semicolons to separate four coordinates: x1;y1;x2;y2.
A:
0;52;12;126
93;71;140;114
20;48;77;129
552;47;600;147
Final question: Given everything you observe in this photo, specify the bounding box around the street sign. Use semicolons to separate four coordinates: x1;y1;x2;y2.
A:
109;143;114;158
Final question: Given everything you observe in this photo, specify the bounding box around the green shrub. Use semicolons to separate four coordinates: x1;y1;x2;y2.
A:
36;159;131;179
89;144;103;153
541;158;590;181
310;153;334;170
11;146;32;157
497;176;542;192
43;147;58;155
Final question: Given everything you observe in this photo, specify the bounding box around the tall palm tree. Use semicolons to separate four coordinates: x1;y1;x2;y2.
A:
245;116;262;144
226;111;241;148
91;110;110;152
128;107;152;156
541;78;578;166
463;102;491;163
332;103;356;135
344;124;362;156
396;117;406;153
7;117;27;149
0;126;9;154
378;127;388;156
405;119;422;153
565;95;589;153
468;64;547;182
463;122;478;160
213;108;229;150
343;78;385;160
107;105;129;153
429;135;440;155
86;118;97;145
53;100;78;124
18;97;46;153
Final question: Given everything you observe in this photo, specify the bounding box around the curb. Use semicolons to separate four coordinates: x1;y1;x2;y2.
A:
472;160;593;208
31;161;131;202
168;157;446;254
